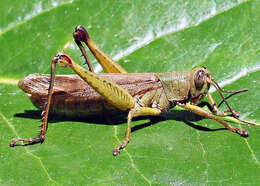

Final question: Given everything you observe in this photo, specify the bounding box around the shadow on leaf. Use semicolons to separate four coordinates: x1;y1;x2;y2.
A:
14;101;226;134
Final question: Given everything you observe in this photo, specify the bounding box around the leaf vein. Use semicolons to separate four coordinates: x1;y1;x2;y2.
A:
0;77;19;85
113;0;251;63
196;130;209;183
113;126;152;185
243;138;260;166
0;111;62;186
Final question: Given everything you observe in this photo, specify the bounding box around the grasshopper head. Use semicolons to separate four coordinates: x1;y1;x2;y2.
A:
190;67;211;104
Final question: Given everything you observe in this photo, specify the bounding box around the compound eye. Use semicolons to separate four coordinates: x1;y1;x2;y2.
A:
194;70;205;89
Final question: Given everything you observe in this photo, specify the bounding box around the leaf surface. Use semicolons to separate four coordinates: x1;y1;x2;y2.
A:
1;0;260;185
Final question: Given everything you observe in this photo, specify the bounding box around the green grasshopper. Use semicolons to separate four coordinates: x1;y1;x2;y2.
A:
10;25;254;156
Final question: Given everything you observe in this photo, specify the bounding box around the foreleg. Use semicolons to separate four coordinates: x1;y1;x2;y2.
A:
178;103;248;137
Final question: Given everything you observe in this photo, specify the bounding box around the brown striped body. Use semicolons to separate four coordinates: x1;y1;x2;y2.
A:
19;73;163;118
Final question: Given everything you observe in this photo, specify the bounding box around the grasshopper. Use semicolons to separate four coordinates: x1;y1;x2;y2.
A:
10;25;253;156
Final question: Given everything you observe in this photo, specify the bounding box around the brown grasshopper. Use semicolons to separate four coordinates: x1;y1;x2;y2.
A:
10;25;253;156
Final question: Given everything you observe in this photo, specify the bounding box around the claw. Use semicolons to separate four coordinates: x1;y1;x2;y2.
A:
9;137;44;147
234;128;249;137
112;150;120;156
232;110;240;118
9;142;15;147
239;129;249;137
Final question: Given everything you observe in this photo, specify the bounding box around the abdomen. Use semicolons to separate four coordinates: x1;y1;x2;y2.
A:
19;73;161;118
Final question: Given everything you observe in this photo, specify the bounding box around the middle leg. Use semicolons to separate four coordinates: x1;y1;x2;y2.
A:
113;106;161;156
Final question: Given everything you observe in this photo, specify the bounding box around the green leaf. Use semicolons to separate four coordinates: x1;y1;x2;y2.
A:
1;0;260;185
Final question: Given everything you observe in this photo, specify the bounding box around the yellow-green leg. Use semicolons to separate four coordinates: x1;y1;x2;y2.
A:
73;25;127;73
56;54;162;155
178;103;248;137
56;54;134;110
113;106;161;156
